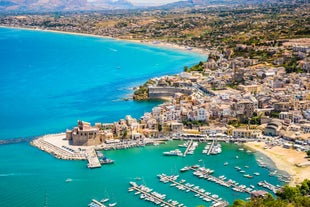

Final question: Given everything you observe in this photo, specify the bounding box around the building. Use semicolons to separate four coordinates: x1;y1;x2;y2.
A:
238;84;262;94
232;128;262;138
264;120;282;136
66;120;101;146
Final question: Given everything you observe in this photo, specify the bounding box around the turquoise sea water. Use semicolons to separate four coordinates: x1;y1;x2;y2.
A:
0;28;283;207
0;27;205;139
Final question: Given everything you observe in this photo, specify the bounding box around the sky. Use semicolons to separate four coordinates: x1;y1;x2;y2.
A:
128;0;180;6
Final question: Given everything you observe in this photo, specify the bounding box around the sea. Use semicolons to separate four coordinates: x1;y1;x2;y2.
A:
0;27;284;207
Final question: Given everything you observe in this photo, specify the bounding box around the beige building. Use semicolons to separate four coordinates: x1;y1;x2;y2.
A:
238;84;262;93
232;128;262;138
66;120;101;146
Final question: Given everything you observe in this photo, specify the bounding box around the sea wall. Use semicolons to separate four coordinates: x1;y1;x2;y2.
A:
148;86;192;99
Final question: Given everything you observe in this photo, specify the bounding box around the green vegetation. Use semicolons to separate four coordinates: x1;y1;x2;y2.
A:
133;79;157;100
133;85;149;100
184;61;205;72
182;120;207;128
270;111;280;118
306;150;310;158
228;119;241;127
226;83;238;89
250;112;262;125
230;179;310;207
283;55;303;73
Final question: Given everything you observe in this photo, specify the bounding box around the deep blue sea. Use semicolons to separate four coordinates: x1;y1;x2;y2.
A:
0;28;284;207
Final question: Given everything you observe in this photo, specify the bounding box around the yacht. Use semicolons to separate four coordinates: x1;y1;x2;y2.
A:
163;149;183;156
109;203;117;207
65;178;72;182
100;198;109;203
244;174;253;178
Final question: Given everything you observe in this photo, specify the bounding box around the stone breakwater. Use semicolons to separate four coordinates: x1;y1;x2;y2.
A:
31;133;86;160
31;133;165;161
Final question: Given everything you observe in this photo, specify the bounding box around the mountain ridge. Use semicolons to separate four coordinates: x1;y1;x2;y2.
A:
0;0;288;12
0;0;134;12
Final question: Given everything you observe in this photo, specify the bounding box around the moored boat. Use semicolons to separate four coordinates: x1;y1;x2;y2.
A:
163;149;183;156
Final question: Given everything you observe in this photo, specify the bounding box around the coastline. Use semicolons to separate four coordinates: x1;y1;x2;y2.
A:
0;25;209;57
244;142;310;186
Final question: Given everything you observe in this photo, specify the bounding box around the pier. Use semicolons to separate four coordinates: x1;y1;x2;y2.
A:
31;135;86;160
86;148;101;169
207;140;215;155
183;139;193;157
89;199;106;207
129;182;184;207
158;174;228;207
258;180;282;193
188;165;253;194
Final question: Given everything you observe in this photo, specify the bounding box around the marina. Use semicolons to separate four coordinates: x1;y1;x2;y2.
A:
188;165;254;194
158;173;229;207
129;181;185;207
258;181;282;193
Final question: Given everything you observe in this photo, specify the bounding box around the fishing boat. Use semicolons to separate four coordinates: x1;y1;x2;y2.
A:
109;203;117;207
224;162;229;166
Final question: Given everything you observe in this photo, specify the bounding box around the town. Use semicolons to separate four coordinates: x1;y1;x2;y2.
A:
63;38;310;152
17;1;309;163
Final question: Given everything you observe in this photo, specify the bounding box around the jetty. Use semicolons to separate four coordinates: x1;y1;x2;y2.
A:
258;180;282;193
31;134;86;160
86;148;101;169
207;140;215;155
128;182;184;207
183;139;193;157
158;174;228;207
188;165;253;194
89;199;106;207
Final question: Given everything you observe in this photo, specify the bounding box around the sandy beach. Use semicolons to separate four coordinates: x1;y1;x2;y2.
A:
244;142;310;186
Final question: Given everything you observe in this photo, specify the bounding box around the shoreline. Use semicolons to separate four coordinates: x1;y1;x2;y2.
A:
244;142;310;186
0;25;209;58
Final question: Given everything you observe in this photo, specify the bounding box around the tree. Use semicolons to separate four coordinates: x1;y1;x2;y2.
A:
158;124;162;132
